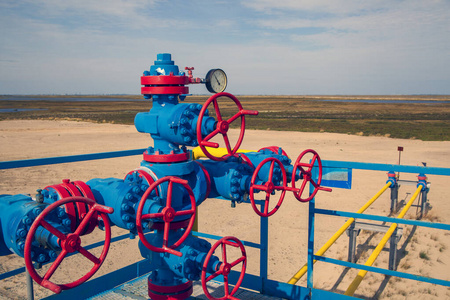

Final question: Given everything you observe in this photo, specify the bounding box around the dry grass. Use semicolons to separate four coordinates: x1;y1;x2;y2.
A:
1;94;449;140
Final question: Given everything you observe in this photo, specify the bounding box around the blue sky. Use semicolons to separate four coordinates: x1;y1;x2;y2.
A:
1;0;449;95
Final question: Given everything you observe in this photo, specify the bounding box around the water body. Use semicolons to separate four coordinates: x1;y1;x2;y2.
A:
1;95;449;104
311;99;450;104
0;96;146;102
0;108;48;113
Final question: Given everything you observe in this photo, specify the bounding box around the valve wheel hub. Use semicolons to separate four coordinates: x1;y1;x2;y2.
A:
63;234;81;253
162;207;176;223
265;182;275;194
221;263;232;276
217;120;229;134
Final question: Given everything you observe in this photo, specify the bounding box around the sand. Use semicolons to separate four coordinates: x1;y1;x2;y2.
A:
0;120;449;299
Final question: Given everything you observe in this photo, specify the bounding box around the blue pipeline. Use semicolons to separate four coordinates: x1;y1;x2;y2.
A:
138;231;220;284
0;194;68;261
196;149;295;204
135;101;216;154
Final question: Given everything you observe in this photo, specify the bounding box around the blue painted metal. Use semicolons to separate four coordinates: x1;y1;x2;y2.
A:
320;160;450;176
86;176;153;233
2;52;449;300
191;231;261;249
314;208;450;231
0;194;67;262
198;158;254;204
260;201;269;294
138;231;220;285
0;232;130;281
0;149;147;170
320;166;352;189
386;171;397;187
306;198;315;291
314;256;450;287
42;259;153;300
136;53;215;154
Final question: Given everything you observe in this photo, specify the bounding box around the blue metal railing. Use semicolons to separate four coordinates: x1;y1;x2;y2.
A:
1;150;449;299
306;160;450;295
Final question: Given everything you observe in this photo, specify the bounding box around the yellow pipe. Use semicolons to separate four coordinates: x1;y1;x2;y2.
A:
192;146;254;160
287;182;392;285
344;185;423;296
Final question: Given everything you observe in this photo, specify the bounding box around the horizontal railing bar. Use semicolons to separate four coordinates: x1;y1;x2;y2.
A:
0;148;147;170
314;255;450;287
192;231;261;249
0;233;130;280
321;160;450;176
314;208;450;231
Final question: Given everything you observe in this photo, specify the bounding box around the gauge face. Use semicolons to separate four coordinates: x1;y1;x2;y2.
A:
205;69;227;93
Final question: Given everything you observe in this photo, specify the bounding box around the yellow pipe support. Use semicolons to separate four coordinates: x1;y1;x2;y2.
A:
344;184;423;296
287;182;392;285
192;146;254;160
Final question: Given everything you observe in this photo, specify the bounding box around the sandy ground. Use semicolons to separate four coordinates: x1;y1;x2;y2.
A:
0;120;449;300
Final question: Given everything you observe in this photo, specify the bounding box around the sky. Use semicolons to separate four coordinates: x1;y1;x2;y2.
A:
1;0;449;95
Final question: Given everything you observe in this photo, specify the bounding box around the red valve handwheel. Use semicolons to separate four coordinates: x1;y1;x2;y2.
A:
136;176;196;257
196;92;258;161
249;157;287;217
201;236;247;300
291;149;331;202
24;196;113;294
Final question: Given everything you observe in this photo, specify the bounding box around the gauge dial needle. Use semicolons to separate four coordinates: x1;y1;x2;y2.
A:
214;74;221;86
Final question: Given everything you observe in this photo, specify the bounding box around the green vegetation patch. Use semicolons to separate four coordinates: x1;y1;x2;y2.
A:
1;95;449;141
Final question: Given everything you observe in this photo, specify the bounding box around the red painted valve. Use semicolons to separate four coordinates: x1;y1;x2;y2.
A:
291;149;332;202
196;92;258;161
249;157;288;217
136;176;196;257
24;196;113;294
45;179;98;235
201;236;247;300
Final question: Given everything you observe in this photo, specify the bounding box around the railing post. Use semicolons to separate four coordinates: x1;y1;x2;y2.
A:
260;201;269;294
26;269;34;300
346;222;360;263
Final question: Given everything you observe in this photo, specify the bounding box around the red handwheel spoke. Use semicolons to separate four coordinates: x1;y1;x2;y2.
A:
202;236;247;300
206;269;223;282
166;181;173;208
223;133;232;153
74;207;96;236
136;176;196;257
39;219;66;241
222;243;228;264
174;209;196;217
223;274;230;297
213;98;222;121
291;149;330;202
268;161;275;182
197;92;258;161
252;184;267;191
43;250;68;281
227;111;242;124
24;196;113;294
264;192;271;215
230;256;246;268
203;129;220;143
142;212;163;220
249;157;287;217
163;221;171;247
78;246;101;265
310;178;320;188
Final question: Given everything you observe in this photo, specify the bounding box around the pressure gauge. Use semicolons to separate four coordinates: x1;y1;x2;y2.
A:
205;69;227;93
